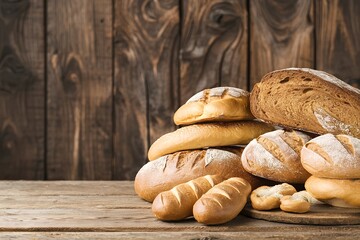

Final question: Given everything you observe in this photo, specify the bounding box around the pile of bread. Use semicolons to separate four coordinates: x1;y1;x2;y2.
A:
134;68;360;225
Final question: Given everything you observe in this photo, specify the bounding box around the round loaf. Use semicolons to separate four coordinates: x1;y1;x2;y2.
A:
305;176;360;208
174;87;254;125
135;147;268;202
241;129;311;183
250;68;360;138
148;121;274;161
301;133;360;179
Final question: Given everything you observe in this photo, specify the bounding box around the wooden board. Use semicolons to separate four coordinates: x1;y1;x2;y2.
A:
316;0;360;88
0;0;44;179
113;0;179;179
242;204;360;225
46;0;113;180
180;0;248;103
249;0;314;88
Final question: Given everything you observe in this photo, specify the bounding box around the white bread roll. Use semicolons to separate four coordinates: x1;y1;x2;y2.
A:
241;130;311;183
250;68;360;138
174;87;254;125
193;177;251;225
280;191;322;213
135;147;268;202
151;175;224;221
250;183;297;211
305;176;360;208
301;133;360;179
148;121;274;161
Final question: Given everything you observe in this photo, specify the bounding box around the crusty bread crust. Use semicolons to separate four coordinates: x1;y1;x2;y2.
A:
250;68;360;138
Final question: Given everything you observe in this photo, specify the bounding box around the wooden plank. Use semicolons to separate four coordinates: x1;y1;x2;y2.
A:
2;231;360;240
0;0;44;179
0;208;358;232
113;0;179;179
0;181;135;196
180;0;248;103
47;0;113;179
249;0;314;88
316;0;360;87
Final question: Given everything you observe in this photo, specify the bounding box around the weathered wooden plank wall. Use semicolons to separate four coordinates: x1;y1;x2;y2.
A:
0;0;359;180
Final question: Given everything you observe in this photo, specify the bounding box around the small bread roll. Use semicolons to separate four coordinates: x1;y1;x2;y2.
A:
250;183;297;210
193;177;251;225
301;134;360;179
250;68;360;138
152;175;224;221
280;191;322;213
305;176;360;208
241;130;311;183
148;121;274;161
174;87;254;125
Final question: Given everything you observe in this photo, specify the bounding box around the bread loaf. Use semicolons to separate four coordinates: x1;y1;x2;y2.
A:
151;175;224;221
241;130;311;183
305;176;360;208
193;177;251;225
280;191;322;213
250;68;360;138
174;87;254;125
148;121;274;161
250;183;297;210
301;133;360;179
135;147;267;202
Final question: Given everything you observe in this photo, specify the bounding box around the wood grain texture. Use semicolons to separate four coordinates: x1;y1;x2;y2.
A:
0;0;44;179
46;0;113;180
250;0;314;88
113;0;179;180
316;0;360;88
180;0;248;103
0;181;359;237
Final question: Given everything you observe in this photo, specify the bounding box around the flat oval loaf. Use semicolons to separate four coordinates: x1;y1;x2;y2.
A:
193;177;251;225
174;87;254;125
301;133;360;179
148;121;274;161
250;68;360;138
135;148;266;202
241;129;311;183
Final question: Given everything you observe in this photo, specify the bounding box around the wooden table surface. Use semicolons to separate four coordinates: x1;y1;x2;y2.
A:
0;181;359;240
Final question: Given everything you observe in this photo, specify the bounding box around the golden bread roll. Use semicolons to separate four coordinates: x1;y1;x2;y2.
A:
135;147;268;202
250;68;360;138
305;176;360;208
250;183;297;210
241;130;311;183
301;133;360;179
148;121;274;161
280;191;322;213
193;177;251;225
174;87;254;125
151;175;224;221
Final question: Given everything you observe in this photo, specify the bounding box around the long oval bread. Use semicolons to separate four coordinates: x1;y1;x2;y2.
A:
250;68;360;138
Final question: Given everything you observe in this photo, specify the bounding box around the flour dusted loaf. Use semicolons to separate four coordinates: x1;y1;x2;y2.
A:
241;130;311;183
174;87;254;125
135;147;266;202
301;134;360;179
250;68;360;138
148;121;274;161
305;176;360;208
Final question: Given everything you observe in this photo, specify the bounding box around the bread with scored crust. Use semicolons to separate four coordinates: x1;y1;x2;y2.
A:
174;87;254;125
250;68;360;138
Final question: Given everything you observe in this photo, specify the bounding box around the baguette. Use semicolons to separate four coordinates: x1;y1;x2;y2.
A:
250;68;360;138
301;133;360;179
135;147;266;202
193;177;251;225
148;121;274;161
174;87;254;125
151;175;224;221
